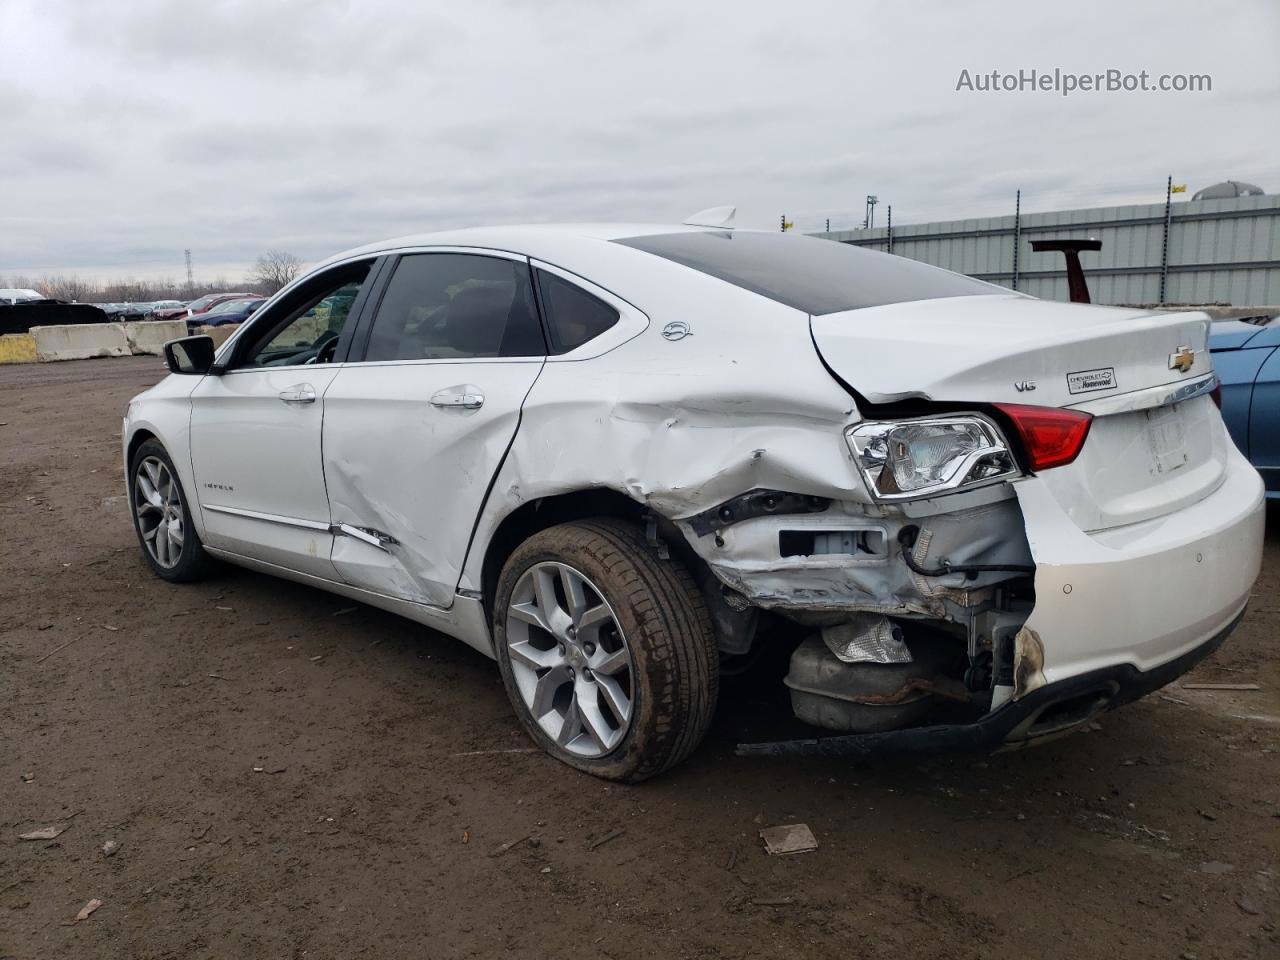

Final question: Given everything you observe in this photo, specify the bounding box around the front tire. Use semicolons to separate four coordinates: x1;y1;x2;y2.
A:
493;518;718;782
128;439;214;583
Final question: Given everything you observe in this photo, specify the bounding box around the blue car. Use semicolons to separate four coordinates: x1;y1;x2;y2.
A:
1210;314;1279;499
185;296;264;333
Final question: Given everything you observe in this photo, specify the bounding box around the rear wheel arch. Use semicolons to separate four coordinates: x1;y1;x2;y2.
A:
480;489;648;617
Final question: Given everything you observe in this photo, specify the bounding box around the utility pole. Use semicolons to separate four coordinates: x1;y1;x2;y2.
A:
886;205;892;253
826;218;830;233
781;215;786;233
184;249;194;293
864;194;879;230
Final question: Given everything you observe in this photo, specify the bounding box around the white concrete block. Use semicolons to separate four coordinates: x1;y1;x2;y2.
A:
31;323;131;361
124;319;188;355
194;323;242;349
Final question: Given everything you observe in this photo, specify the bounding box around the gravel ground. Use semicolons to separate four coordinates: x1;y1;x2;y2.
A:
2;356;1277;959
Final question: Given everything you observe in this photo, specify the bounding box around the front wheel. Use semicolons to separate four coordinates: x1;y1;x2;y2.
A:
129;439;214;582
493;518;718;782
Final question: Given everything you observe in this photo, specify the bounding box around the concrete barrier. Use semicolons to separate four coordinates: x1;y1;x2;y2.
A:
32;323;131;361
0;332;37;364
124;319;188;355
194;323;242;349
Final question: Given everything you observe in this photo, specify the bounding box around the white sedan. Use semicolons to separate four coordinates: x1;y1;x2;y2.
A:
123;216;1265;781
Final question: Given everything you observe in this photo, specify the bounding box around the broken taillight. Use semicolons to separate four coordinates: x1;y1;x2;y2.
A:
992;404;1093;472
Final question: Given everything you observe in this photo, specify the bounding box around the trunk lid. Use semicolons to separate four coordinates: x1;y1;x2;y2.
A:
811;295;1224;530
810;294;1211;407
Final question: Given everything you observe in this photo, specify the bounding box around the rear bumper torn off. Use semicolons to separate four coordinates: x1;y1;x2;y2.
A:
736;608;1244;758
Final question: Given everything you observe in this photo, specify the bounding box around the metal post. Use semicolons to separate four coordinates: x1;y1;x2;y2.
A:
1159;175;1173;304
887;205;893;253
781;215;786;233
1011;190;1021;291
826;218;830;233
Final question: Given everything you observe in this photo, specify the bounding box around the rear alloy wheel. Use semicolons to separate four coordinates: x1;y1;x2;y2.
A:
494;518;718;782
129;439;213;582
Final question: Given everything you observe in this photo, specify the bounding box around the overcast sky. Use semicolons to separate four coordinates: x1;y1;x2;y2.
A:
2;0;1277;284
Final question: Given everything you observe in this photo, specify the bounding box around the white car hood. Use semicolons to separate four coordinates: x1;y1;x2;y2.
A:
810;294;1213;407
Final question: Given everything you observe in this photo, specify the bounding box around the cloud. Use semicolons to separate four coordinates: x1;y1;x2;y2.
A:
0;0;1276;278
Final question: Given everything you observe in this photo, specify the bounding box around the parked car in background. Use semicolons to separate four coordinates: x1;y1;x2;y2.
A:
123;222;1264;781
149;300;185;318
117;302;155;321
186;296;264;331
153;292;256;324
0;288;44;305
1210;314;1279;499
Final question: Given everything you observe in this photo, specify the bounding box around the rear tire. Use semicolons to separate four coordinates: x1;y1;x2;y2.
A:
128;439;214;583
493;518;718;782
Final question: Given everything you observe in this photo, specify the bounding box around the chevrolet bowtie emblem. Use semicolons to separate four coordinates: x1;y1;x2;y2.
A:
1168;346;1196;373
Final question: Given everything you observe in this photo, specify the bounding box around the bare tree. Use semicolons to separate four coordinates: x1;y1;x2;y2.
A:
248;250;303;294
37;274;97;303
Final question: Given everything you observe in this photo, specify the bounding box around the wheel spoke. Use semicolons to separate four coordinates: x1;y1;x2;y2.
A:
508;640;559;672
136;473;163;508
530;664;571;717
154;523;169;565
592;646;629;677
555;696;583;747
576;683;617;751
143;459;162;490
532;567;571;638
561;568;588;622
595;674;631;724
577;602;611;634
168;520;184;547
509;600;551;633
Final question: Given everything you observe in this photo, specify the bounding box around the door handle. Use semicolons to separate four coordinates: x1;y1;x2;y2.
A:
279;383;316;404
430;386;484;409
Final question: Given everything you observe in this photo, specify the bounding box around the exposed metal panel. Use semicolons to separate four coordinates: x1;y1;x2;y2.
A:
816;194;1280;306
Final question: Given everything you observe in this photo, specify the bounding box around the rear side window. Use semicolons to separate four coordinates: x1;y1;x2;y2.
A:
536;270;619;354
363;254;545;361
614;231;999;315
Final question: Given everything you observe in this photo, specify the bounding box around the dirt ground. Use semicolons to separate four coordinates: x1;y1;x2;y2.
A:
2;355;1277;960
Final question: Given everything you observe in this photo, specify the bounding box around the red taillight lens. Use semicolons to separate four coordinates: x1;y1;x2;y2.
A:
993;404;1093;471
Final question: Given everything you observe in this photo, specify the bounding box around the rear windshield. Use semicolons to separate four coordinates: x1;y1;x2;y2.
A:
614;231;999;315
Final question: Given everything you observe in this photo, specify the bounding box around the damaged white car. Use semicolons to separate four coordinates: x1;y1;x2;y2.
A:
123;218;1266;781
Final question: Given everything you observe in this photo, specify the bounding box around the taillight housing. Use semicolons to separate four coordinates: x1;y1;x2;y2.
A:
846;415;1019;500
993;404;1093;471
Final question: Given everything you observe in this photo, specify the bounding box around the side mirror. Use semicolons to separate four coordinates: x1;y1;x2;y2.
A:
163;335;217;375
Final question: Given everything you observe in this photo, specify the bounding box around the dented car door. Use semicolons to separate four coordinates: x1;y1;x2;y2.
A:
322;250;546;607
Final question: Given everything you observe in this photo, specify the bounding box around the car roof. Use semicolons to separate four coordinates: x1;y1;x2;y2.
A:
318;223;711;269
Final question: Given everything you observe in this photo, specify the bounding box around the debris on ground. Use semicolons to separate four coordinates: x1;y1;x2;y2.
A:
1235;896;1262;916
490;835;530;857
20;772;34;783
18;824;68;841
333;607;358;616
751;896;801;907
71;899;103;922
102;839;121;857
759;823;819;856
1181;682;1261;691
587;829;625;851
35;634;84;663
102;624;119;632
